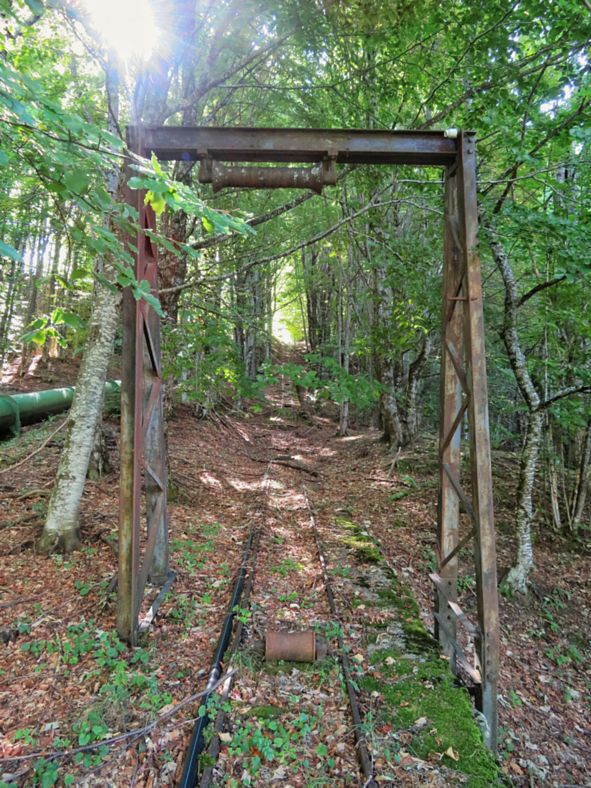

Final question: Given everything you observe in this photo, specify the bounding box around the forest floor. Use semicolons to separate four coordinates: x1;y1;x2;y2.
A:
0;357;589;786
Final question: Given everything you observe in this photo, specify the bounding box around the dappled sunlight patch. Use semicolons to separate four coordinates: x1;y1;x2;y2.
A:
335;433;365;443
317;446;337;457
198;471;222;489
228;477;283;492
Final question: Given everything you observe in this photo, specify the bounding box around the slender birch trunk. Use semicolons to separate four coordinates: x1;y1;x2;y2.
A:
573;420;591;529
488;222;543;590
39;57;121;553
505;409;544;592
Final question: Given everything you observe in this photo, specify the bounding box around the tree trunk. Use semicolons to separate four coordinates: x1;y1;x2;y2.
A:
505;409;543;592
487;221;541;590
545;420;563;530
38;282;121;552
573;420;591;529
39;57;121;554
337;237;352;437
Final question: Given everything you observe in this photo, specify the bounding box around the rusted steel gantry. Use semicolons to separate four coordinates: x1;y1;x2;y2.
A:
119;126;499;750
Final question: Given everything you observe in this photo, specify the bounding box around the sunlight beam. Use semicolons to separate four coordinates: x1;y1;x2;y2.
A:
82;0;158;61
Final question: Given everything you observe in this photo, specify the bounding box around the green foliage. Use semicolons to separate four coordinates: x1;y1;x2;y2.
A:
265;354;382;410
224;708;325;777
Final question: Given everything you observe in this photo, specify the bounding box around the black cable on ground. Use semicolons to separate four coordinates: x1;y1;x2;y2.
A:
303;487;377;788
178;527;257;788
198;526;262;787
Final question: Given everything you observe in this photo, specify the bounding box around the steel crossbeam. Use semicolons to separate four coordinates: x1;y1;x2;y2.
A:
118;125;500;750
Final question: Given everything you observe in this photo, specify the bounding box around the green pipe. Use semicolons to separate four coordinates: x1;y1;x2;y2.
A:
0;380;121;436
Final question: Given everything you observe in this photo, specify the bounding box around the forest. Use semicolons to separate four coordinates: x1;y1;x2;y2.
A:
0;0;590;785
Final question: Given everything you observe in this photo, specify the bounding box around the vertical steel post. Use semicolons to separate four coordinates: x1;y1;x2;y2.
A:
437;165;464;671
117;168;141;644
118;131;169;644
118;236;136;643
457;131;499;751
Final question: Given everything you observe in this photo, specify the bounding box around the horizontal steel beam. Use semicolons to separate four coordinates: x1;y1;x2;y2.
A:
128;126;458;166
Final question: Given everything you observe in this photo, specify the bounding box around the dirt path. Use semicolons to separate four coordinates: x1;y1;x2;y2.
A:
0;382;588;786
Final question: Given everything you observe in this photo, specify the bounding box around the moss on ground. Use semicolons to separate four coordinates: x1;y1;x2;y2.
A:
333;516;502;786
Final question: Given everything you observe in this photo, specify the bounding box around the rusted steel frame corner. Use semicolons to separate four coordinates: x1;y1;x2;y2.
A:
457;131;500;752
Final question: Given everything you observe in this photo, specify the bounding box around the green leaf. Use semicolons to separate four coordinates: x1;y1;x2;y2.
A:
145;191;166;216
0;241;22;262
64;170;91;195
202;216;214;233
0;151;9;166
70;267;91;282
134;286;164;317
61;312;85;329
24;0;45;14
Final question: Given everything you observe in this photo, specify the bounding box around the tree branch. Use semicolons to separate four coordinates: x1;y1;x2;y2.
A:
541;385;591;410
518;275;566;307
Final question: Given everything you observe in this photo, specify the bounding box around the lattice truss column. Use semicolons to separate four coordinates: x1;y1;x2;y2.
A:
118;144;172;646
433;132;500;751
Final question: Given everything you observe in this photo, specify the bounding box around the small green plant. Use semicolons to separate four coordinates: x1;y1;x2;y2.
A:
423;547;437;573
277;591;299;603
388;490;410;501
457;574;475;592
74;579;92;597
330;564;351;578
272;558;304;576
72;710;109;746
14;728;38;746
12;615;32;635
499;581;515;599
232;605;251;625
508;690;522;707
167;593;200;629
171;537;215;573
224;709;324;777
32;757;60;787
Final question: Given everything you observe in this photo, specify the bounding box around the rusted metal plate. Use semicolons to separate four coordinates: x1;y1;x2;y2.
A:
129;126;457;165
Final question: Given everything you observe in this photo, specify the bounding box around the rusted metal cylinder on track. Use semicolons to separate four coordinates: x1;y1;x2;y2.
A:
265;629;321;662
200;159;337;194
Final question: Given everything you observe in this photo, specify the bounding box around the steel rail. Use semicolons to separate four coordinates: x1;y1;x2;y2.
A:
198;526;262;787
179;464;271;787
303;488;377;787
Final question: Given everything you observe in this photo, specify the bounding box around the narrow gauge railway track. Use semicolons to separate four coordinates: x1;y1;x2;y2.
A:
179;430;376;787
